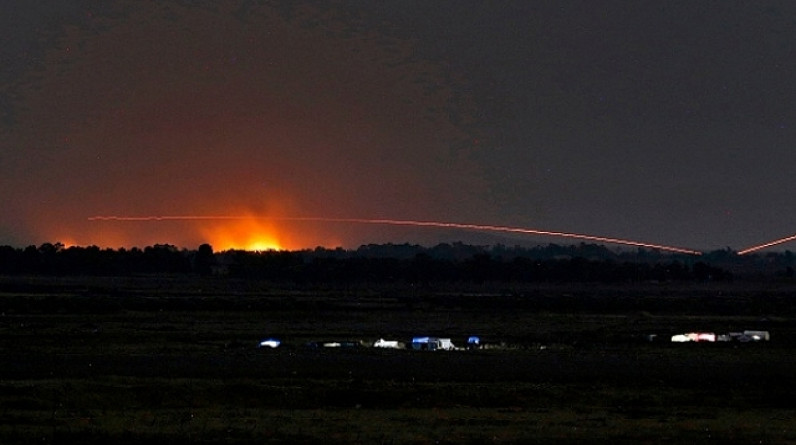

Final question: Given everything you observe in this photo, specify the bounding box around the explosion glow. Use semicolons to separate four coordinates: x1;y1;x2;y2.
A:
88;215;703;255
737;233;796;256
197;217;283;252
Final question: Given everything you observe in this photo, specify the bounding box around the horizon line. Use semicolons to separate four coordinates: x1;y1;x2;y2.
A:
86;214;796;255
88;215;705;255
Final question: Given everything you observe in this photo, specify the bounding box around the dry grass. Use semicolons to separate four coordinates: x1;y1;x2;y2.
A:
1;276;796;443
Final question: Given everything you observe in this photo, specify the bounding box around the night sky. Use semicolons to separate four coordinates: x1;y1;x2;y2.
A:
2;1;795;252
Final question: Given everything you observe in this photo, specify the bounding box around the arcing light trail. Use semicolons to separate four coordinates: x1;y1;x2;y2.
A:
737;233;796;256
88;215;703;255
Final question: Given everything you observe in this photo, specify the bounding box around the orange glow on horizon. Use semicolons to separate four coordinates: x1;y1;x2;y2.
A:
89;215;704;255
198;217;285;251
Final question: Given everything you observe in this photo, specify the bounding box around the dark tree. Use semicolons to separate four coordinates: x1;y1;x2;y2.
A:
194;243;215;276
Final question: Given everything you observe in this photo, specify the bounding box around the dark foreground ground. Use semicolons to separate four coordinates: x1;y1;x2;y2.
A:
1;276;796;444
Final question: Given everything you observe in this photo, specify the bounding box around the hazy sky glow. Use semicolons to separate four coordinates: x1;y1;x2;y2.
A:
2;1;796;251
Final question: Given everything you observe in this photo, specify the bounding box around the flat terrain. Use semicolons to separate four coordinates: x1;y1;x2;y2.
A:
1;276;796;444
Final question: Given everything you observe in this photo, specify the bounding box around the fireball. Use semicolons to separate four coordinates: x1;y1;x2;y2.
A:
199;216;283;251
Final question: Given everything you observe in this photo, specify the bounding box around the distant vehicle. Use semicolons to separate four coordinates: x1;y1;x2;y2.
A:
305;340;361;349
411;336;456;351
672;330;770;343
671;334;690;343
696;333;716;342
258;338;281;348
728;331;770;342
670;332;715;343
373;338;403;349
743;330;770;341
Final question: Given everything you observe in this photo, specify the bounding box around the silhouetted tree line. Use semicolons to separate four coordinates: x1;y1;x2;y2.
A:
0;243;192;276
223;250;732;284
0;241;752;283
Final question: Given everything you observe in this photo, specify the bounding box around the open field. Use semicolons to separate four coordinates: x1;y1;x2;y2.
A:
1;276;796;444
